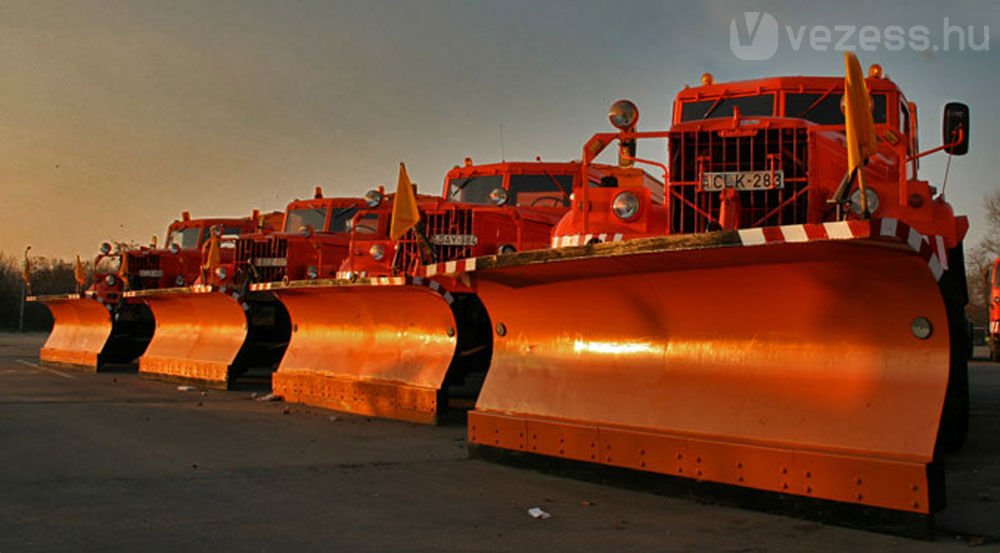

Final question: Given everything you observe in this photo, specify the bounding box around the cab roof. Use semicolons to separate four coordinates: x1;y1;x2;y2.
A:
675;75;901;102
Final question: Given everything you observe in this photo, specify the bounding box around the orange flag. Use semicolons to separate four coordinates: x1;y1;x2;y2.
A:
202;233;221;275
389;162;421;240
843;52;877;176
74;255;86;287
22;256;30;285
118;248;129;278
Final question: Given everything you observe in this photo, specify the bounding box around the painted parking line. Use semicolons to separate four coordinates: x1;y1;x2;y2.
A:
16;359;76;380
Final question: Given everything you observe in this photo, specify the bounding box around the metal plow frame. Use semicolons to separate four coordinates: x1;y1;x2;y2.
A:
34;295;153;370
132;288;250;388
265;278;466;424
465;221;955;517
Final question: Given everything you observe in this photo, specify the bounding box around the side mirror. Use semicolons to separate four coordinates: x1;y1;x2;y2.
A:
943;102;969;156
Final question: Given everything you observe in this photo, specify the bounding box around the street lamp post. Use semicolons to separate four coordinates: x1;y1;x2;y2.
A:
19;245;31;332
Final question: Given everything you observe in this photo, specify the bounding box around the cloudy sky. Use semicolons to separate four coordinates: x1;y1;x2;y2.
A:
1;0;997;259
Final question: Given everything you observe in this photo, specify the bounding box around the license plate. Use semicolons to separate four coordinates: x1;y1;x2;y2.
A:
253;257;287;267
701;170;784;191
430;234;478;247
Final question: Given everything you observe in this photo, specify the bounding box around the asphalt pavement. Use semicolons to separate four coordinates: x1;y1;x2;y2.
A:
0;333;997;552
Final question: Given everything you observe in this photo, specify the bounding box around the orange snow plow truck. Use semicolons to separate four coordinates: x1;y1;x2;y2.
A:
126;189;365;388
265;160;620;423
32;212;264;370
465;53;971;525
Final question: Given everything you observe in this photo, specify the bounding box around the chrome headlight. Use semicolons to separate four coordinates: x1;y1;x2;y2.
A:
364;189;383;208
612;191;640;220
369;244;386;261
488;188;509;206
306;266;319;280
849;188;880;215
608;99;640;130
175;275;185;286
168;243;180;255
104;274;117;286
214;266;228;280
100;242;112;255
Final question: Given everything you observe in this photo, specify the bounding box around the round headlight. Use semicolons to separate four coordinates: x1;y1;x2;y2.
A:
497;244;516;255
104;274;117;287
608;99;640;130
488;187;509;206
214;266;228;280
911;316;933;340
100;242;112;255
369;244;386;261
364;189;383;208
612;191;640;220
849;188;880;215
168;243;180;255
306;266;319;280
175;275;185;287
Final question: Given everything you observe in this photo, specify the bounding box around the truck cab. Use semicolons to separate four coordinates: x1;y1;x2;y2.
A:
89;212;261;303
339;160;579;278
232;188;367;284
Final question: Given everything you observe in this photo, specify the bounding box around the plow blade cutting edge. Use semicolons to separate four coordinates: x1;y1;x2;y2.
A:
271;284;461;424
137;291;249;387
37;297;152;369
468;238;951;516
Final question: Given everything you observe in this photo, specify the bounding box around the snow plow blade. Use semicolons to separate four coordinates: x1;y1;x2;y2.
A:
267;279;463;424
468;222;953;517
34;295;153;370
133;288;250;388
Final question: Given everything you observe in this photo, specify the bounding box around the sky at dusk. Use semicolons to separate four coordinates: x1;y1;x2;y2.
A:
1;0;997;259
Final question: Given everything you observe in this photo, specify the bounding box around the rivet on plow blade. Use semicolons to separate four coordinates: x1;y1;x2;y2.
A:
468;240;950;517
270;285;461;424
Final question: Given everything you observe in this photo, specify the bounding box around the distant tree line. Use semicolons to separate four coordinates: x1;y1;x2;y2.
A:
966;189;1000;329
0;254;81;331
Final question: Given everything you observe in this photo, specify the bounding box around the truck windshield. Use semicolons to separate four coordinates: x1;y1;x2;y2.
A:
166;228;201;250
785;92;887;125
681;94;775;121
285;208;327;233
329;207;359;233
509;174;572;207
448;175;504;204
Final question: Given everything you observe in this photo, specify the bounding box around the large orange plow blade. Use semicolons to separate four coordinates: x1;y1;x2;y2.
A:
36;296;153;370
271;283;459;424
468;237;950;516
37;296;113;369
137;291;249;387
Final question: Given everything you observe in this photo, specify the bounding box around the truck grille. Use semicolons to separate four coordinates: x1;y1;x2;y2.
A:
236;236;289;283
127;253;161;290
668;128;809;233
397;208;474;274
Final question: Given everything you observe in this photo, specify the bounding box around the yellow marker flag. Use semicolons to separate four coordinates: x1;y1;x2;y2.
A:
389;162;421;241
22;256;31;285
202;234;222;275
118;249;129;277
844;52;877;175
74;255;86;287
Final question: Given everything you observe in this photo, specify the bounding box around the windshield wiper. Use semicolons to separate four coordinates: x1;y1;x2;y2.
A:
796;84;837;119
702;89;730;119
449;178;474;199
541;171;572;204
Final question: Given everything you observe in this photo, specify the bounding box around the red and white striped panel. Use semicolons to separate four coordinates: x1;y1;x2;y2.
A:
421;258;481;278
551;232;625;248
990;320;1000;335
